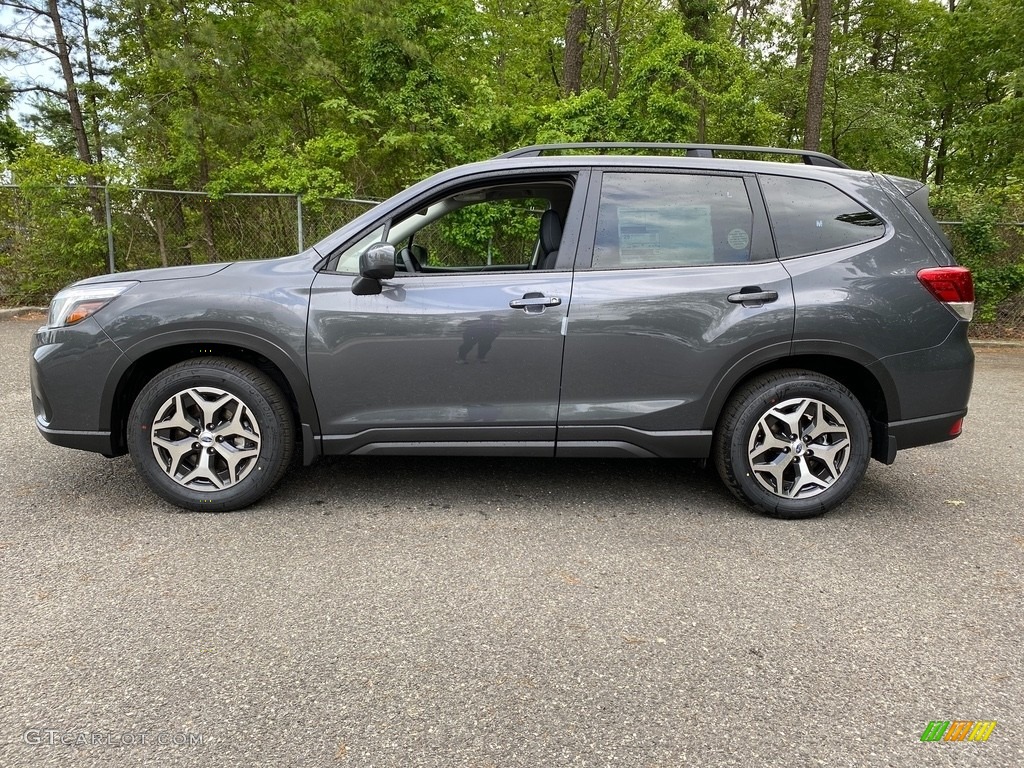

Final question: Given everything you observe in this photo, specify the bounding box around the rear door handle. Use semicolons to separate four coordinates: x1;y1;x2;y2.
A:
727;288;779;306
509;294;562;313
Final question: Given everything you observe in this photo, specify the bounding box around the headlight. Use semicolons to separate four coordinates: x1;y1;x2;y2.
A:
48;281;138;328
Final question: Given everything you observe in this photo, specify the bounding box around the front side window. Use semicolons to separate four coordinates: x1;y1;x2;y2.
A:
759;175;885;258
406;196;550;270
333;180;575;275
592;173;755;269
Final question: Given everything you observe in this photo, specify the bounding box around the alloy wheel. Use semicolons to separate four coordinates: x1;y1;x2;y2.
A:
746;396;852;500
149;386;262;491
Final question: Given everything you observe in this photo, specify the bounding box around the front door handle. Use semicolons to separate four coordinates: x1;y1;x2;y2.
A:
509;293;562;313
727;288;779;306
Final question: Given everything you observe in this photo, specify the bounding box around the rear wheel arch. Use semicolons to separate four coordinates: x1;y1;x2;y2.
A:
707;353;895;427
706;353;897;461
712;369;872;518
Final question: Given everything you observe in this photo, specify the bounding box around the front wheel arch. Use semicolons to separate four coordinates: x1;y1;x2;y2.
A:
108;340;316;457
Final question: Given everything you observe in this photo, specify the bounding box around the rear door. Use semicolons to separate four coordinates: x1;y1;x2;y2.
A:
556;169;794;457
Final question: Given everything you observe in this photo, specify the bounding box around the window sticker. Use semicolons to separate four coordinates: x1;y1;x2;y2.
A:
727;228;750;251
618;205;713;264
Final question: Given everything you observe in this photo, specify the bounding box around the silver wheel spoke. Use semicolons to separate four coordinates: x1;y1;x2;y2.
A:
751;453;790;494
213;441;260;484
751;425;791;454
805;403;843;442
787;456;826;498
766;398;811;439
191;389;233;428
215;402;261;442
152;434;194;477
178;450;226;490
154;392;199;433
810;437;849;473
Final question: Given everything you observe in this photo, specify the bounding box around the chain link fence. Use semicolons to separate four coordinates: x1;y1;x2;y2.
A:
1;184;1022;338
107;189;378;269
0;185;378;303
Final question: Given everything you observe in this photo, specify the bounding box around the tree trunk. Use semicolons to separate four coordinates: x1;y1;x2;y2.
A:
563;1;588;96
46;0;104;224
598;0;624;97
803;0;833;152
921;132;932;183
785;0;816;145
77;0;103;165
188;86;217;262
934;106;952;186
47;0;93;168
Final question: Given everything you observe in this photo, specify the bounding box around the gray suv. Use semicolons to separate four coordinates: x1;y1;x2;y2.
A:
30;143;975;518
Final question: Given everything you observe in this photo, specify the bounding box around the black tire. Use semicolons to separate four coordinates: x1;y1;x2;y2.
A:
713;369;871;519
127;358;295;512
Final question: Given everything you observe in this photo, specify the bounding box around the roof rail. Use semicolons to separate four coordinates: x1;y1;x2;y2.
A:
496;142;850;169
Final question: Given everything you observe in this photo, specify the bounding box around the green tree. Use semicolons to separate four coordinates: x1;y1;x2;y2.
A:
0;76;27;162
0;144;107;302
922;0;1024;186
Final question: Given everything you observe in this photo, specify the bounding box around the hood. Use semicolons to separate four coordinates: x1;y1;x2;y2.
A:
78;263;232;285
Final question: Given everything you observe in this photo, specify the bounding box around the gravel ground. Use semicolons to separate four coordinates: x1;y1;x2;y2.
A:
0;318;1021;767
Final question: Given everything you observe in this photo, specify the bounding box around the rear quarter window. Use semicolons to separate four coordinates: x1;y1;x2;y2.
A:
760;175;885;258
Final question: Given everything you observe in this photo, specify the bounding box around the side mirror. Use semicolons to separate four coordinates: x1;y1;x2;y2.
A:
352;242;396;295
360;243;396;280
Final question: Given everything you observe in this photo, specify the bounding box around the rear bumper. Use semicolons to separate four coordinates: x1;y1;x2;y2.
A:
870;320;973;463
875;409;967;464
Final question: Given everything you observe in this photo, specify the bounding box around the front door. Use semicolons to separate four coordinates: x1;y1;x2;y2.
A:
307;174;585;456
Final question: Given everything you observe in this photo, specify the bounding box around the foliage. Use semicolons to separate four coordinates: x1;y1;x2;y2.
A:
0;0;1022;326
932;184;1024;323
0;145;108;303
0;0;1018;194
436;201;541;266
0;77;26;163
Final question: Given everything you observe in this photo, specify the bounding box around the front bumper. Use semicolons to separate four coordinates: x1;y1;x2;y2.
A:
34;420;117;454
31;318;127;456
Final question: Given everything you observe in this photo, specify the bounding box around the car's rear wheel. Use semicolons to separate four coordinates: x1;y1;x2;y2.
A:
127;358;294;512
713;370;870;519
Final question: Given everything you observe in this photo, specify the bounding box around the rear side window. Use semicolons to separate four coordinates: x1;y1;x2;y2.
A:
760;175;885;258
592;173;756;269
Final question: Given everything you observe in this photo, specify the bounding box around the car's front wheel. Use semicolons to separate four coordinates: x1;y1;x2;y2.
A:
127;358;294;512
713;370;871;519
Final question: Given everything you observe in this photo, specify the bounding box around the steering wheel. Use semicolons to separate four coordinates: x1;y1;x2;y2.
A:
398;242;424;274
399;249;418;274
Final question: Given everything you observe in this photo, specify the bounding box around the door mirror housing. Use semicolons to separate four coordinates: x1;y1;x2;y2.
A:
359;243;396;280
352;242;396;295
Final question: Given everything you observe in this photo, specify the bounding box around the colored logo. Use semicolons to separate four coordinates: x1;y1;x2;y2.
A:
920;721;996;742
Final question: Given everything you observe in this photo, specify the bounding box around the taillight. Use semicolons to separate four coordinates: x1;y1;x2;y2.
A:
917;267;974;321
